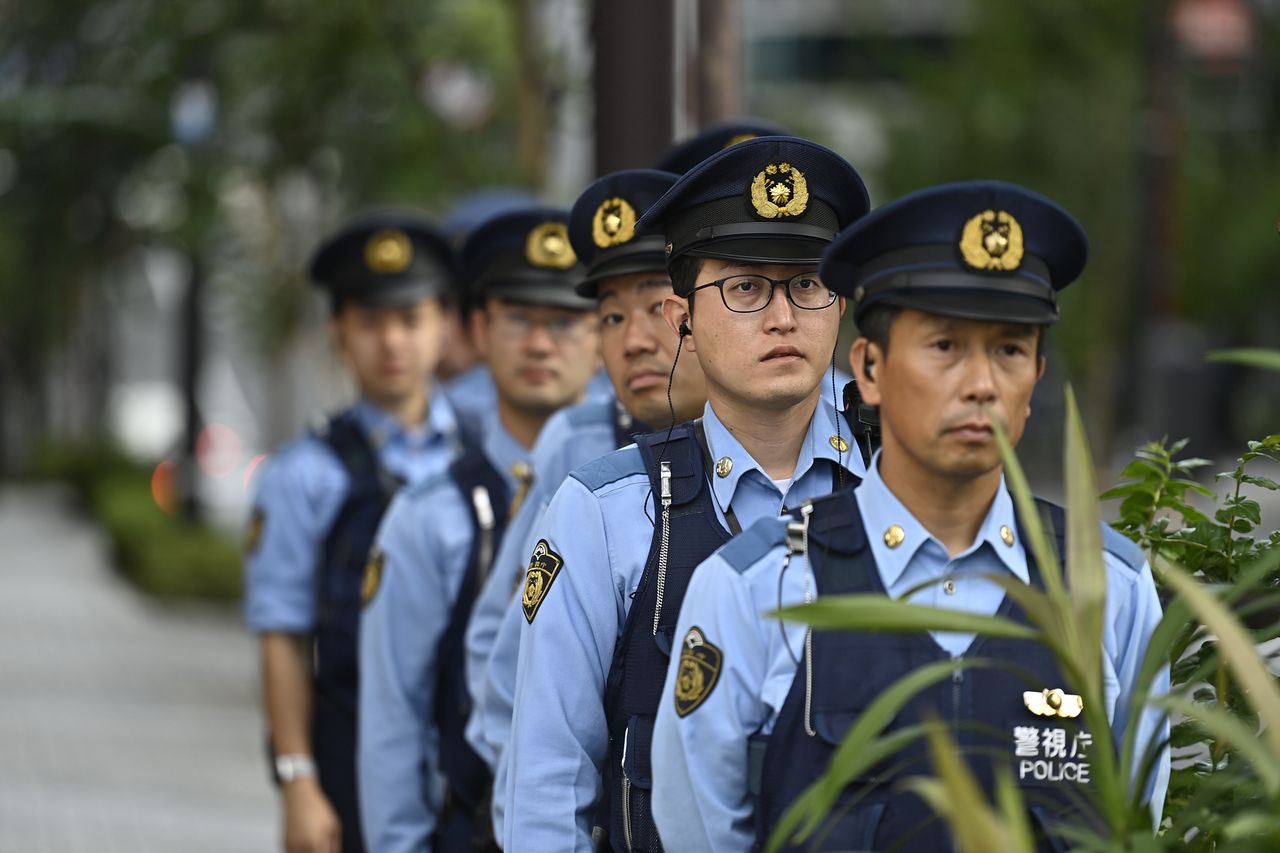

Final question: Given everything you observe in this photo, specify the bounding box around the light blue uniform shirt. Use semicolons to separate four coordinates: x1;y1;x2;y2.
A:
650;454;1171;852
243;394;461;632
503;400;865;851
464;400;633;838
463;400;626;762
441;364;496;435
357;410;529;853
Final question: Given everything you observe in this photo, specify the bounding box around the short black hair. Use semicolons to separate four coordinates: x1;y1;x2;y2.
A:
856;303;1047;363
670;255;703;315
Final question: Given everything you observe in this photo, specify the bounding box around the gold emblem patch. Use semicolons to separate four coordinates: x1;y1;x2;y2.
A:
525;222;577;269
365;229;414;274
361;548;385;607
749;162;809;219
591;197;637;248
959;210;1024;271
1024;688;1084;719
245;507;266;555
522;539;564;623
675;627;722;717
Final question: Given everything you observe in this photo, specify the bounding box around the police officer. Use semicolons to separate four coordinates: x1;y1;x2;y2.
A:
244;213;462;853
504;137;871;851
650;181;1171;851
462;169;709;839
358;206;600;852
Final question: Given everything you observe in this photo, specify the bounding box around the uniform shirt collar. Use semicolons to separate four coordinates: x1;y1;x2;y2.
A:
855;451;1028;590
700;398;851;512
353;387;460;452
480;408;533;494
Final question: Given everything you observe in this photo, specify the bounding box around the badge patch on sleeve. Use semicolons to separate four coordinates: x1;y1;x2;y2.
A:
521;539;563;624
361;548;385;607
245;507;266;555
674;626;722;717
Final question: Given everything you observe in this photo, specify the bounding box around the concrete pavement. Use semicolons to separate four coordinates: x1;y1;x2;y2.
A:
0;485;276;853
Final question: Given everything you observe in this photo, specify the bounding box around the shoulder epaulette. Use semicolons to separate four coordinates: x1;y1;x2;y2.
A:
569;445;647;492
718;516;790;575
563;399;616;429
1102;524;1146;573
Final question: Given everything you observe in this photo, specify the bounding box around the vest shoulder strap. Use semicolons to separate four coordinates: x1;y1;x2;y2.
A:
448;449;512;530
316;410;398;500
635;422;707;507
717;516;790;576
1102;524;1147;573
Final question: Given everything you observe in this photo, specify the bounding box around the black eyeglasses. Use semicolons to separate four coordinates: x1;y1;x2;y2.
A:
689;273;837;314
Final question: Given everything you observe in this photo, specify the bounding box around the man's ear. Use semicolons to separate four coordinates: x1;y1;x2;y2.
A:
850;338;882;406
1036;354;1047;383
661;295;694;352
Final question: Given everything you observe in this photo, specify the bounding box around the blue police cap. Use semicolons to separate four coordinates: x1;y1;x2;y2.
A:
655;118;790;175
636;136;871;292
821;180;1089;326
568;169;680;298
309;211;455;308
458;206;593;311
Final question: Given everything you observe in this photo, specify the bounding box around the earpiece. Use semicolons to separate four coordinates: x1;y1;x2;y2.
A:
678;320;691;337
862;357;875;380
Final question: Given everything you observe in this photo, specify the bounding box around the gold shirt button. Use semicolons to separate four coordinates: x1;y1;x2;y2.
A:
943;578;957;596
1000;525;1015;547
884;525;905;549
715;457;733;478
829;435;849;453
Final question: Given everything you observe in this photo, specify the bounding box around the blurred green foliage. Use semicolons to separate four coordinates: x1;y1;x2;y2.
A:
0;0;527;385
30;441;242;600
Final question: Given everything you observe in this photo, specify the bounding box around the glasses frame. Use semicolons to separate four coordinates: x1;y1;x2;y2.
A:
689;272;837;314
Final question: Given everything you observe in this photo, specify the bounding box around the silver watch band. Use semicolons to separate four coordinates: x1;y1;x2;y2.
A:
274;753;318;783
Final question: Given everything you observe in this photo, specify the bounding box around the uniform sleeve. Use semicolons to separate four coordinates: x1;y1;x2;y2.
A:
481;578;531;839
243;442;346;633
651;554;770;852
503;478;622;852
1104;555;1170;825
462;479;547;765
357;492;456;853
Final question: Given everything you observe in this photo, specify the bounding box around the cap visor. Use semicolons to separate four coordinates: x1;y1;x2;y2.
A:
862;288;1058;326
338;278;448;308
684;236;827;267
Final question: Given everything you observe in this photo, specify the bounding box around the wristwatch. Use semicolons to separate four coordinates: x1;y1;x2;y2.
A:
274;753;318;784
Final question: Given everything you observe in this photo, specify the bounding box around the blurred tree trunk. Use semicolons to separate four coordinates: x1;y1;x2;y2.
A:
512;0;549;187
592;1;675;175
691;0;741;126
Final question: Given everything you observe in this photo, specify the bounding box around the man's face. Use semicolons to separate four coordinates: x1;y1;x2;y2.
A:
475;297;601;417
331;297;445;407
596;272;706;426
854;308;1045;481
664;258;844;413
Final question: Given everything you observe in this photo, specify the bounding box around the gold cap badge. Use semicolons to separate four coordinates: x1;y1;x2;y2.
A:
525;221;576;269
591;197;637;249
521;539;565;624
750;162;809;219
1024;688;1084;719
674;626;723;717
884;525;905;549
959;210;1024;271
365;229;414;274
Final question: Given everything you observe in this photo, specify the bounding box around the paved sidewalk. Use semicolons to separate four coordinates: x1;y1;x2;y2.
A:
0;485;276;853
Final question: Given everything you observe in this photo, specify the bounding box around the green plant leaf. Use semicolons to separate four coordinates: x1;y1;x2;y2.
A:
1154;695;1280;795
1207;348;1280;372
1158;558;1280;756
772;595;1039;639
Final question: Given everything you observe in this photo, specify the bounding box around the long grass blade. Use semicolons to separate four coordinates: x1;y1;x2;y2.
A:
772;595;1038;639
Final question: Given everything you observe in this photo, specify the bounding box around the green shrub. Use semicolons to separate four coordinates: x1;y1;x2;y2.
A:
29;440;243;601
